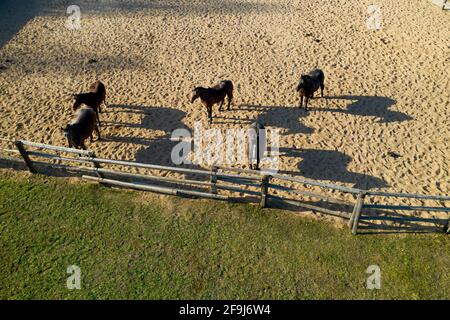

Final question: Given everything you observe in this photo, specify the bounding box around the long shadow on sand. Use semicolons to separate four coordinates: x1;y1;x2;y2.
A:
105;104;198;172
279;148;387;190
238;104;314;134
315;95;412;123
68;0;285;16
0;0;284;49
0;0;42;49
106;104;187;132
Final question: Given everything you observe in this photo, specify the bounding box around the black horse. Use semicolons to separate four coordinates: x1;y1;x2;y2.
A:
73;81;107;126
191;80;234;124
61;107;100;150
296;69;325;111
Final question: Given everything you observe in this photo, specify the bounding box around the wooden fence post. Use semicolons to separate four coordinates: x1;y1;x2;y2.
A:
210;166;218;194
88;151;103;178
15;141;36;173
348;194;360;229
351;192;365;235
260;175;270;208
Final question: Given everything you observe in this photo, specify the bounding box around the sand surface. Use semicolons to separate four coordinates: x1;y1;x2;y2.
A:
0;0;449;221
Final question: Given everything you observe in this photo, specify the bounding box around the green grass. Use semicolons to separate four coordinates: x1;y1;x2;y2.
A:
0;171;449;299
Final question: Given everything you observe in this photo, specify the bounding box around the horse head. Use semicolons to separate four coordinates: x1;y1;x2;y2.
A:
190;87;202;103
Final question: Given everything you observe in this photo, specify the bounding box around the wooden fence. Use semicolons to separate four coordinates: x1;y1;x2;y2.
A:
1;137;449;235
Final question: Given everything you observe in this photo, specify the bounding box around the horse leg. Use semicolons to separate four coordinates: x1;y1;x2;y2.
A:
207;104;213;124
299;96;303;109
219;99;224;111
96;109;101;127
95;123;101;140
321;83;325;98
227;93;232;110
305;96;309;111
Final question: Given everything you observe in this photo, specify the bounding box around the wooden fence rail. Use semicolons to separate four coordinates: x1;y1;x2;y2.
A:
0;138;449;235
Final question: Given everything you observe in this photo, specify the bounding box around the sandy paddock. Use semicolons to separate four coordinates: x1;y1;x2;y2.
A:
0;0;449;221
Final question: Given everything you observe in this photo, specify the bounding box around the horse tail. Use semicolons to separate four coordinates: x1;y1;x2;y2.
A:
225;80;234;99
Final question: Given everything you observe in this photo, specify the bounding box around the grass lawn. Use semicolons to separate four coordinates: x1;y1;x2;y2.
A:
0;170;449;299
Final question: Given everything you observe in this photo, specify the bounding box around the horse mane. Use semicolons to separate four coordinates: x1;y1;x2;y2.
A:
193;86;208;93
301;74;312;80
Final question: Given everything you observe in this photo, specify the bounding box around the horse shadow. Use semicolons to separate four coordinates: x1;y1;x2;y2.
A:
100;135;157;146
106;104;187;132
316;95;412;123
105;104;203;180
211;115;253;125
238;104;314;134
279;148;387;190
105;104;189;160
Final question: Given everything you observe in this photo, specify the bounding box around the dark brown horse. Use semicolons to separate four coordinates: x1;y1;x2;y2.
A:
190;80;234;124
61;107;100;150
296;69;325;111
73;81;106;126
